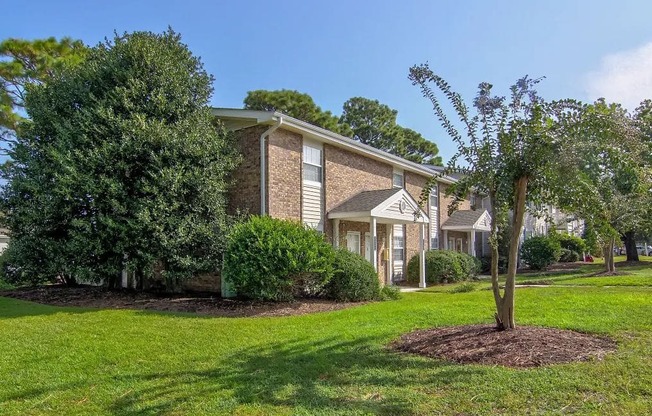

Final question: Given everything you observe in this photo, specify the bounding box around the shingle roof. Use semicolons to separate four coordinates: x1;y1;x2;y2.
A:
442;209;488;228
329;188;402;214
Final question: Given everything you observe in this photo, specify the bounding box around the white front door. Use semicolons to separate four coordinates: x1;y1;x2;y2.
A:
365;232;372;263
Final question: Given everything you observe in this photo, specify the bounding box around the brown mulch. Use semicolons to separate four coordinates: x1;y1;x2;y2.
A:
390;324;616;368
0;285;365;318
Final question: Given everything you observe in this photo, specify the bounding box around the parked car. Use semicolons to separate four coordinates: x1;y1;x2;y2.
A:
636;245;652;255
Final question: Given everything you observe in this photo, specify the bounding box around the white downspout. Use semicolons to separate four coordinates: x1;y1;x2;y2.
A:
260;117;283;215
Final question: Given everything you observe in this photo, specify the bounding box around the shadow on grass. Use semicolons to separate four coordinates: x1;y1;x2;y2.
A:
108;336;485;415
0;296;93;319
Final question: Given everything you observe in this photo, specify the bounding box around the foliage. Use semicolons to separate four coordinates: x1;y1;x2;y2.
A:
243;89;351;136
378;284;402;300
340;96;443;164
222;216;334;301
559;248;580;263
323;248;380;302
449;282;478;293
406;250;478;284
480;254;507;274
520;236;562;270
554;233;586;255
0;37;87;152
1;29;238;289
409;63;592;328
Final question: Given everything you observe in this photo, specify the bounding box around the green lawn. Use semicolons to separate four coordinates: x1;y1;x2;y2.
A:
2;264;652;415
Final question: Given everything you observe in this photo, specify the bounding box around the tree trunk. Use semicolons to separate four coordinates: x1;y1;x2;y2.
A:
602;239;616;273
623;231;639;262
489;192;503;328
497;176;528;330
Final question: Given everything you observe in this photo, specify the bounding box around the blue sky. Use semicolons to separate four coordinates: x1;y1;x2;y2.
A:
4;0;652;162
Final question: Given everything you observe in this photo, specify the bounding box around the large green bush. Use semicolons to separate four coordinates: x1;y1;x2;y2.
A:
555;233;586;255
222;216;334;301
406;250;478;284
480;254;508;274
520;236;562;270
324;248;380;301
559;248;580;263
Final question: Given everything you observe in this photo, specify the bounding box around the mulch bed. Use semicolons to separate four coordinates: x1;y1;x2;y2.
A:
390;324;617;368
0;285;365;318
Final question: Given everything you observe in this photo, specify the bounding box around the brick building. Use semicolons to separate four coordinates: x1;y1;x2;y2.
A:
214;109;491;287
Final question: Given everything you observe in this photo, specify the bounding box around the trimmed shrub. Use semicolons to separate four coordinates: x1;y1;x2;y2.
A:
555;233;586;255
559;249;580;263
406;250;478;284
324;248;380;301
480;254;508;274
520;236;562;270
222;216;334;301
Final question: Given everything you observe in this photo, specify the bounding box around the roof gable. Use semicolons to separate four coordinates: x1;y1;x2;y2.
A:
329;188;429;224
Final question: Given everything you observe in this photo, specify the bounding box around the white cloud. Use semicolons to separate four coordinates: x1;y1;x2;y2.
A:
584;42;652;112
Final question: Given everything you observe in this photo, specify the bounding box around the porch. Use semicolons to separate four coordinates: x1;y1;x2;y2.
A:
328;188;430;287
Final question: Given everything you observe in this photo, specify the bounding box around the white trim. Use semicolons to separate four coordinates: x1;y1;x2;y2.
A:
212;108;457;185
441;210;492;231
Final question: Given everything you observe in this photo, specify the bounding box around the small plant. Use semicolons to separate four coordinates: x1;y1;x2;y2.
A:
520;236;562;271
449;282;477;293
324;248;380;302
379;285;401;300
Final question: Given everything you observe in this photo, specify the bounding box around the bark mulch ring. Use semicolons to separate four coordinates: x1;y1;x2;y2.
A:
390;324;617;368
0;285;365;318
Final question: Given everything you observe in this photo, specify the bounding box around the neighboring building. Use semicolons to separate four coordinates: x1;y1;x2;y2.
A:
0;229;9;253
214;109;491;287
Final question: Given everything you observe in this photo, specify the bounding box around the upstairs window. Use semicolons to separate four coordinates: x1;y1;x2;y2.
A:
393;169;404;188
303;145;322;185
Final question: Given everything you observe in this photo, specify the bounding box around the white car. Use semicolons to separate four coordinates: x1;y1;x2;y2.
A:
636;245;651;255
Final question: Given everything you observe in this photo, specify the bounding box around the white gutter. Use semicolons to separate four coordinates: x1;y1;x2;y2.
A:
260;117;283;215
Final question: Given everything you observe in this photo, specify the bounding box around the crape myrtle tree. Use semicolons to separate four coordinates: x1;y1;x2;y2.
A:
409;63;584;330
0;37;87;153
1;29;238;290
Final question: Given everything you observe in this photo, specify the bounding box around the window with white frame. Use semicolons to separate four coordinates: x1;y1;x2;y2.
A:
346;231;361;255
429;185;439;249
303;144;322;184
393;226;405;261
392;169;404;189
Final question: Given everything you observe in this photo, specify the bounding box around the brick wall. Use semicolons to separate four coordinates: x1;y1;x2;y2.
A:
227;125;266;216
267;129;302;221
337;220;389;285
405;172;430;262
323;144;393;238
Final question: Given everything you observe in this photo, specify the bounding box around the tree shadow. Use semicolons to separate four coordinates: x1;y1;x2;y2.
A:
0;296;93;319
107;336;486;415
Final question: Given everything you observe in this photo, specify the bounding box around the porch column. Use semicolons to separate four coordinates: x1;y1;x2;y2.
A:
470;229;476;257
443;230;448;250
371;216;378;272
333;219;340;248
386;223;393;285
419;222;426;288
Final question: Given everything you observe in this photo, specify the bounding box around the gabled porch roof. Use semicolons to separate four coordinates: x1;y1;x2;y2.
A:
328;188;429;224
441;209;491;231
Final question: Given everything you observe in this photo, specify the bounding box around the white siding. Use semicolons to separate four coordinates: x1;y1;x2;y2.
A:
302;183;323;231
302;141;323;231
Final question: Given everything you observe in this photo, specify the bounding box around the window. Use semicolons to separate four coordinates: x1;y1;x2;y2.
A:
393;233;404;261
392;170;404;188
346;232;361;254
429;185;439;250
303;145;322;185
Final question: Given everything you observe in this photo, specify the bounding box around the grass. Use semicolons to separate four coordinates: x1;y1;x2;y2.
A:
1;263;652;414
